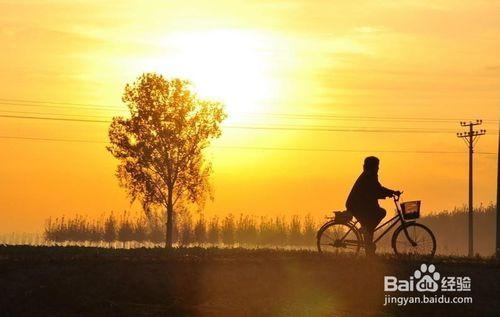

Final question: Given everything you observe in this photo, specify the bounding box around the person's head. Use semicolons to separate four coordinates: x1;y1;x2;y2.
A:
363;156;379;173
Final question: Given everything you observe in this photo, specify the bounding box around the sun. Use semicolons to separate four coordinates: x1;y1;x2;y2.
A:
141;29;278;120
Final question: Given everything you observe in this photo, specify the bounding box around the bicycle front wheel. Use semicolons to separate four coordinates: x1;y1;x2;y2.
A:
317;222;361;255
392;222;436;258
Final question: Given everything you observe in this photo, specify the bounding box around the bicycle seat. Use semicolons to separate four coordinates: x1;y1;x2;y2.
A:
333;210;353;223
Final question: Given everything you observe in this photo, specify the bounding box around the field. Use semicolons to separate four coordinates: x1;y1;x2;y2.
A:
1;246;499;316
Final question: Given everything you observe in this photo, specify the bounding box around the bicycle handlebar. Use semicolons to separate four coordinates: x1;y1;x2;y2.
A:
392;191;403;201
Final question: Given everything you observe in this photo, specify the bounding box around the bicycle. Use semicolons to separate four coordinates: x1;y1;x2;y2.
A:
316;192;436;258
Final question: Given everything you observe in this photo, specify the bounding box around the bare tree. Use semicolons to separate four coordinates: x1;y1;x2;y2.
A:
108;73;226;248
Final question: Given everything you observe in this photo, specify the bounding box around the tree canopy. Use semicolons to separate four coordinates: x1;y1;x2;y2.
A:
107;73;226;247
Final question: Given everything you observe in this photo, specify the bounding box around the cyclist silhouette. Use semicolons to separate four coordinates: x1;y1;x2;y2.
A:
346;156;400;256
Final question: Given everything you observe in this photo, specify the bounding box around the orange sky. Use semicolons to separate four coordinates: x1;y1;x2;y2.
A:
0;0;499;232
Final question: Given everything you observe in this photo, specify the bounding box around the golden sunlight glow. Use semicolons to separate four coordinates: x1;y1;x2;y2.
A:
140;29;279;120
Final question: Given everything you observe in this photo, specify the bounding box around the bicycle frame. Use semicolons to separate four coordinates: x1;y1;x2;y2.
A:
348;195;414;245
318;193;435;257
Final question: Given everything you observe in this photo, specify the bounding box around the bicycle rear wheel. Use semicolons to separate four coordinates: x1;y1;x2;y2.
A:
317;222;361;255
392;222;436;258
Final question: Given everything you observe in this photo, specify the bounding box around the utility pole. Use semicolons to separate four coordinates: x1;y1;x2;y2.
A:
457;120;486;257
496;122;500;258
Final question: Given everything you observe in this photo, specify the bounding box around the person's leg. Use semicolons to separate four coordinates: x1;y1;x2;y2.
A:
358;215;375;256
351;210;372;255
364;228;375;255
375;207;387;226
365;207;386;256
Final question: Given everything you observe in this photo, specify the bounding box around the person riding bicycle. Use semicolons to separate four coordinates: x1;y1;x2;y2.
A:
346;156;401;256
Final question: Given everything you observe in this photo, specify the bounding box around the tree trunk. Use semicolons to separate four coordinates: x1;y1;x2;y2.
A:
165;193;174;248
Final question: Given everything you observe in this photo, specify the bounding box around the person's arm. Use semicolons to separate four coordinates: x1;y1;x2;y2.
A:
375;176;397;198
379;185;396;198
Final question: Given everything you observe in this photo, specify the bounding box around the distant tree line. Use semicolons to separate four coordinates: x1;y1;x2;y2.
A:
372;203;497;256
419;203;496;256
44;212;318;248
43;203;498;255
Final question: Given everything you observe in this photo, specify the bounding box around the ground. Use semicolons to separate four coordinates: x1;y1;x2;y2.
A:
0;246;498;316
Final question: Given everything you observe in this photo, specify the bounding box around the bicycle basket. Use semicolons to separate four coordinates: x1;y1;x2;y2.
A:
334;210;353;224
401;201;421;220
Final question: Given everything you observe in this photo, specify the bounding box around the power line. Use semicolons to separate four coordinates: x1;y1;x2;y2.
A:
0;135;496;155
3;113;498;134
0;107;496;132
227;124;460;134
0;98;118;109
215;145;496;155
0;114;109;123
241;112;499;124
0;98;497;123
0;110;113;119
0;114;458;133
4;108;496;128
0;135;105;144
0;101;126;112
